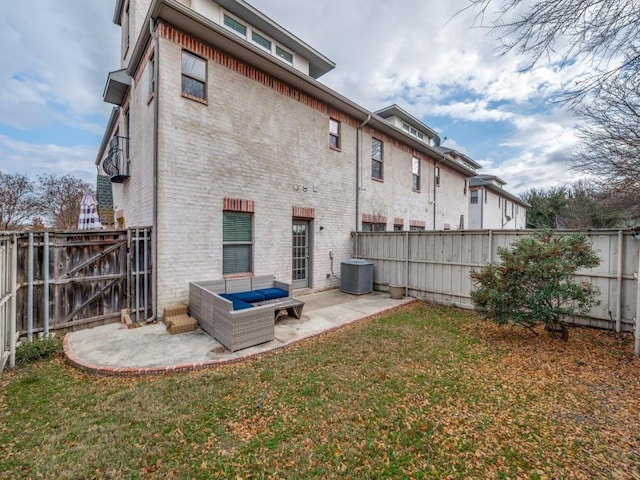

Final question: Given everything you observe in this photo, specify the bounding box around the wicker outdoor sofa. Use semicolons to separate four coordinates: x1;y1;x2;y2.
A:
189;275;292;352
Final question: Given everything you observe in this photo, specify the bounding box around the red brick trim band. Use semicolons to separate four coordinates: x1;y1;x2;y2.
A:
292;206;315;219
223;197;255;213
362;213;386;224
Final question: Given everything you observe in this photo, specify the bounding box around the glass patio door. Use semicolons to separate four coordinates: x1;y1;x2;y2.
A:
292;220;310;289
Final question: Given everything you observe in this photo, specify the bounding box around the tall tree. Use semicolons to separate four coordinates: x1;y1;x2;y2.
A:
468;0;640;102
0;172;40;230
521;182;623;229
572;76;640;222
38;174;93;230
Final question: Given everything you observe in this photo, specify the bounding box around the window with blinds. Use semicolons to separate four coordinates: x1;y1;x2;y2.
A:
223;211;252;274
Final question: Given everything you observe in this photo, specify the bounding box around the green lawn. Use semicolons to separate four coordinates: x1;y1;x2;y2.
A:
1;303;639;479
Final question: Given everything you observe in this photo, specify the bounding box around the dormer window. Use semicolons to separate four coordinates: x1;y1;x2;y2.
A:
276;46;293;65
402;121;424;141
252;31;271;52
224;14;247;37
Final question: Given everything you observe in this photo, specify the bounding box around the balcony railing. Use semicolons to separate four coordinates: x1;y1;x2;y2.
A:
102;136;130;183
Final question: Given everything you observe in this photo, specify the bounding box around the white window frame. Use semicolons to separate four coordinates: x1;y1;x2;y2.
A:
223;13;247;38
276;45;293;65
435;166;440;186
251;30;272;52
412;157;420;191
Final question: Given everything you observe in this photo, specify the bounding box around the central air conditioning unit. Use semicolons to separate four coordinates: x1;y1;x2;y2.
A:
340;259;374;295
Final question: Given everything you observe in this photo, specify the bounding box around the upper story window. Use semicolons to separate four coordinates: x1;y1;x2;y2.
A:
402;121;424;141
252;31;271;52
124;108;130;159
276;46;293;65
371;138;383;180
181;51;207;101
463;179;468;195
329;119;340;149
470;190;479;204
412;157;420;191
224;14;247;37
435;166;441;186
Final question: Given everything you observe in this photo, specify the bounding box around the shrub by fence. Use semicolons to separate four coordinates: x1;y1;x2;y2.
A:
353;229;640;335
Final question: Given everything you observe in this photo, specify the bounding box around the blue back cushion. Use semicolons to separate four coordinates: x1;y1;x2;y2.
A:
232;290;266;303
254;288;289;300
220;293;254;311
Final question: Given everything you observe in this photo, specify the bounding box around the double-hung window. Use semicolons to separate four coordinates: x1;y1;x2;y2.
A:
223;212;252;275
182;51;207;101
329;119;340;149
372;138;383;180
435;166;441;186
412;157;420;191
470;190;479;204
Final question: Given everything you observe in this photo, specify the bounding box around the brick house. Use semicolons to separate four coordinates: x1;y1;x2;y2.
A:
96;0;485;316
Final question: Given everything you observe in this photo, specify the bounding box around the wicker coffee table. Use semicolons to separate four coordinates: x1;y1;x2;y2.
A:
275;298;305;319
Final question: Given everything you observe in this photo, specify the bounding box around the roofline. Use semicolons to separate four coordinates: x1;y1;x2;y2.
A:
216;0;335;78
95;107;120;165
374;104;439;140
472;182;530;207
125;0;477;178
113;0;125;25
475;174;507;185
437;147;483;170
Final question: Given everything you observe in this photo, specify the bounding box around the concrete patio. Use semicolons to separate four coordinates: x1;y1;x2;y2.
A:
64;289;415;375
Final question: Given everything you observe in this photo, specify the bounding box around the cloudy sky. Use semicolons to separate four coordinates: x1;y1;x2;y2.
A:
0;0;586;195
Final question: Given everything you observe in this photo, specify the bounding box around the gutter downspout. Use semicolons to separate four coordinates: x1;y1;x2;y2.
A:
355;115;371;257
149;18;159;322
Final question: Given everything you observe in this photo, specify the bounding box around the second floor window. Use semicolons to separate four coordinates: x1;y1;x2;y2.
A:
329;119;340;149
182;51;207;101
470;190;479;204
372;138;383;180
435;166;441;186
412;157;420;191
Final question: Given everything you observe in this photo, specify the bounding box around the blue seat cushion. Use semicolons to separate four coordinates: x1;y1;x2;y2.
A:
231;290;266;303
220;294;253;310
254;288;289;301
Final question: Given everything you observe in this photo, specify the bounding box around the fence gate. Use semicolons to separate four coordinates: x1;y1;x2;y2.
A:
12;228;152;341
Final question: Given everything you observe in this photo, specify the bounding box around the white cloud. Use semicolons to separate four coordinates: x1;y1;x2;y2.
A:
0;135;97;183
1;0;592;196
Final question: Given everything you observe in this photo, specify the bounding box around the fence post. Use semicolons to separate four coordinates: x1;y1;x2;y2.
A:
404;231;409;297
43;232;50;338
9;234;17;368
27;232;34;342
616;230;623;333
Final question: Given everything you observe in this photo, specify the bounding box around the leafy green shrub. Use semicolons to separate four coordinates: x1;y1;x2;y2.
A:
15;336;63;366
471;233;601;340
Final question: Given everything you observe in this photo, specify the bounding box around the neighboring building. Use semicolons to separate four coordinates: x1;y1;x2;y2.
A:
95;0;492;315
468;175;529;229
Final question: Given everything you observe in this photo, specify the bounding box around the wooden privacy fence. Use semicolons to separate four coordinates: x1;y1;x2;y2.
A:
354;229;640;335
0;228;152;374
